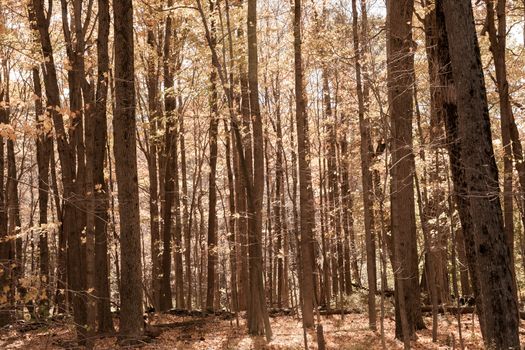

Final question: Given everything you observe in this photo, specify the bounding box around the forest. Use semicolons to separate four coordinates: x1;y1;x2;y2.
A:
1;0;525;349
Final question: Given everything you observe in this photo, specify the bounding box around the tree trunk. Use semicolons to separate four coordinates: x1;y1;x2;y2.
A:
159;4;176;311
206;0;219;310
0;70;13;327
33;67;51;315
146;24;162;311
352;0;376;329
441;0;520;347
485;0;523;303
31;0;86;340
113;0;144;340
246;0;272;339
93;0;114;332
293;0;316;329
386;0;424;340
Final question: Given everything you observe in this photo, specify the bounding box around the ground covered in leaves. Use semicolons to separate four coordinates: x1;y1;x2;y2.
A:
3;308;520;349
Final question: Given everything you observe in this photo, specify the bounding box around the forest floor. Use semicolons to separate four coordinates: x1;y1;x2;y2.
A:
1;308;509;350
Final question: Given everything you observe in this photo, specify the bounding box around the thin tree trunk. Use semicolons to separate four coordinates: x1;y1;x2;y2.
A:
159;3;176;311
352;0;376;328
293;0;316;329
33;67;51;316
206;0;219;310
93;0;113;332
146;24;162;311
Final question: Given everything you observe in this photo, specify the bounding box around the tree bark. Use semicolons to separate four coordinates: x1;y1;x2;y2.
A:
33;67;51;315
485;0;523;302
246;0;272;339
352;0;376;329
146;24;162;311
293;0;316;329
206;0;219;310
441;0;520;347
93;0;114;332
386;0;424;340
113;0;144;340
31;0;86;340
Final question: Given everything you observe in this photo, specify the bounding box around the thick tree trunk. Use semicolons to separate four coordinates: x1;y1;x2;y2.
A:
441;0;520;347
113;0;144;340
246;0;272;339
386;0;424;340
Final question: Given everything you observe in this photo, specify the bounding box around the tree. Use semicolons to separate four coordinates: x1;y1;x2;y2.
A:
33;66;51;316
31;0;87;341
246;0;272;338
352;0;376;329
0;60;12;327
159;1;175;311
113;0;144;341
94;0;114;332
386;0;424;341
484;0;525;297
293;0;316;329
441;0;520;347
206;0;219;311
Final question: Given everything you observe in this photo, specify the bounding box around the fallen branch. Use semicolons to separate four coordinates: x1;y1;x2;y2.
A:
318;308;363;316
269;308;295;317
163;308;235;320
421;305;474;314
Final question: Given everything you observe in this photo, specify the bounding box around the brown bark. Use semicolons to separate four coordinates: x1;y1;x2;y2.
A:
33;67;51;309
246;0;272;338
237;26;251;313
485;0;518;291
272;78;289;309
93;0;113;332
293;0;316;328
60;1;90;335
387;0;424;340
159;4;176;311
146;24;162;311
31;0;87;340
352;0;376;329
324;73;346;302
180;114;191;310
113;0;144;340
441;0;520;347
0;69;13;326
206;0;219;310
